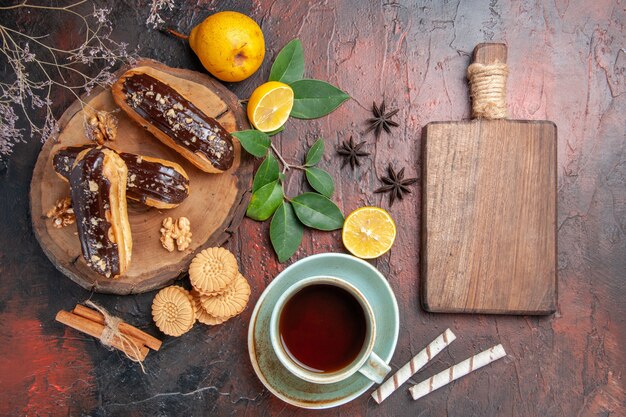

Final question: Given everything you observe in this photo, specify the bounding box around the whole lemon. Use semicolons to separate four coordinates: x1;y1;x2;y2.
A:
189;11;265;82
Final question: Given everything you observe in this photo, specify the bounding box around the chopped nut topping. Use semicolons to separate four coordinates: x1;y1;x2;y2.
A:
46;197;75;228
160;216;192;252
89;180;99;192
185;117;192;124
173;103;183;110
128;92;142;108
166;108;176;118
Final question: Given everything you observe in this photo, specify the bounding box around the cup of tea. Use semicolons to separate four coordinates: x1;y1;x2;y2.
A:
269;276;391;384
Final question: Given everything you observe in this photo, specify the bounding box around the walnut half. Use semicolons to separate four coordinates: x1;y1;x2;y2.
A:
160;216;192;252
86;111;118;144
46;197;75;228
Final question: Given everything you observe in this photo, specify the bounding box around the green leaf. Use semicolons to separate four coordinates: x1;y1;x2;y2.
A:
291;192;344;231
269;39;305;84
278;172;286;181
252;153;280;192
232;130;270;157
305;167;334;198
246;181;284;221
270;201;304;262
305;138;324;166
290;79;350;119
267;125;285;136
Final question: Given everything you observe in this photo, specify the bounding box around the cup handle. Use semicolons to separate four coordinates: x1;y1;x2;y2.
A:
358;351;391;384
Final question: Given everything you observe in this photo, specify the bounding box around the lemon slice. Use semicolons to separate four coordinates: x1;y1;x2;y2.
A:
342;207;396;259
247;81;294;132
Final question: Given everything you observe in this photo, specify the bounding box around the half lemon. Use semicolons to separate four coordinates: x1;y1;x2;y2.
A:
247;81;294;132
342;206;396;259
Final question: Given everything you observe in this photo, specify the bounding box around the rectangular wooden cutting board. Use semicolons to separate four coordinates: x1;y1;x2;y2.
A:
421;44;557;315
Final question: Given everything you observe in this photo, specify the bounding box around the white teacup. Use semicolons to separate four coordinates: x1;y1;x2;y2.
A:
269;276;391;384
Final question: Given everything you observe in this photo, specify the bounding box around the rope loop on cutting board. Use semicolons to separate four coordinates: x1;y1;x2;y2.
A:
467;61;509;119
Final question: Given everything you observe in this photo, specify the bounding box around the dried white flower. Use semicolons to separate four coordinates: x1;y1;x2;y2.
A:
146;0;175;29
0;1;137;161
92;6;110;24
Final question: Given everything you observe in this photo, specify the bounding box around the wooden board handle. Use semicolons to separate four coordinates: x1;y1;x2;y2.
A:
472;43;507;66
469;43;508;119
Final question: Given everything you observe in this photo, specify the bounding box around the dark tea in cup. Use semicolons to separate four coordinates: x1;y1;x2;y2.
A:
278;284;367;373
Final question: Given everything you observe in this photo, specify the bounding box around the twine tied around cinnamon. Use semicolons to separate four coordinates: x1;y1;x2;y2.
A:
85;300;147;373
467;61;509;119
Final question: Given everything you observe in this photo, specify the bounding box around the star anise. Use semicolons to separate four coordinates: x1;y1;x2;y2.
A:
374;164;418;206
364;101;399;139
337;136;370;170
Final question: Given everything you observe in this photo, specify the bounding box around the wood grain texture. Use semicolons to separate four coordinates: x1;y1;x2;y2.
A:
29;59;253;294
0;1;624;416
422;42;557;315
473;42;507;66
422;119;557;314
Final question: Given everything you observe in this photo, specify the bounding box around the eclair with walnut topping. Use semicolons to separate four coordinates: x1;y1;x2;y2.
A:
69;147;132;278
112;67;235;173
54;145;190;209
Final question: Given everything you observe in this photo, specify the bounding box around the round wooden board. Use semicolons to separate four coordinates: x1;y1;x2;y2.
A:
30;59;253;295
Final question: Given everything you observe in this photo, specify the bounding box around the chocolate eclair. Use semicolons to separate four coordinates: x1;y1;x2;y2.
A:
54;145;190;209
69;147;132;278
112;67;235;173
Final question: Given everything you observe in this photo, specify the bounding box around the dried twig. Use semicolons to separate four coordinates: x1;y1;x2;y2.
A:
146;0;175;29
0;0;136;159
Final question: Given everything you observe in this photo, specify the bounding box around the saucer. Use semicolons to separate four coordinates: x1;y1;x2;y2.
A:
248;253;399;409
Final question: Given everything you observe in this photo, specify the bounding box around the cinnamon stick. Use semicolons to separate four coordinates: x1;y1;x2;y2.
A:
56;310;149;361
73;304;162;351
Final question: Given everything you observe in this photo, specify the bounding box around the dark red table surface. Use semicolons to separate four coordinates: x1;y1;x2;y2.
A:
1;1;624;416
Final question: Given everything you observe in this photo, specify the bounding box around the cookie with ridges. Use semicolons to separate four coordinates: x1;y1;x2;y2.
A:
200;273;251;318
190;289;230;325
152;286;195;336
189;247;238;294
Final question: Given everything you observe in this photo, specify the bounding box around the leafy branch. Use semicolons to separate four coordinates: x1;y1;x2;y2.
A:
233;39;349;262
234;132;343;261
0;0;135;159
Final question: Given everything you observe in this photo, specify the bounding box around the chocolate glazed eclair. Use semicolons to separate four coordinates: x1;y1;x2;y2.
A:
112;67;235;173
54;145;190;209
69;147;132;278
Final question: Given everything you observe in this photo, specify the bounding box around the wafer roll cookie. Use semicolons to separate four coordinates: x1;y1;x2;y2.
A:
409;344;506;401
372;328;456;404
